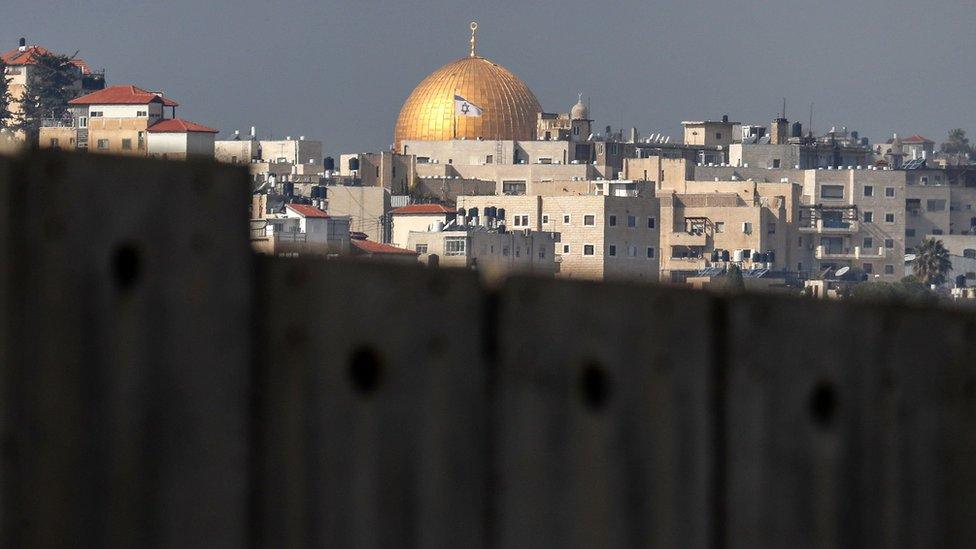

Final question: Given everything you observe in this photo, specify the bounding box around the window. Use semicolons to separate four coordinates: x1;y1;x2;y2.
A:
798;236;803;246
715;222;725;233
742;222;752;234
968;272;976;280
821;185;844;199
583;244;595;256
486;154;493;164
772;159;781;168
863;185;874;197
921;176;929;184
646;247;655;258
885;187;895;197
444;237;466;256
562;244;570;253
136;110;147;117
90;111;103;117
563;215;571;224
884;264;895;275
885;239;894;249
885;213;894;223
927;199;946;211
584;215;595;226
863;237;873;249
627;245;637;257
863;211;873;223
503;246;510;256
627;215;636;228
906;228;916;237
964;249;976;259
96;139;109;150
538;250;545;259
715;132;722;140
863;263;874;274
647;217;656;229
49;138;59;147
122;138;132;150
502;181;526;195
608;244;616;257
513;215;529;227
608;215;617;227
767;223;776;235
415;244;428;254
932;228;944;235
542;214;549;224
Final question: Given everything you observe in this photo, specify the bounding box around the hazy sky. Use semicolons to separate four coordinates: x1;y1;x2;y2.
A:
5;0;975;156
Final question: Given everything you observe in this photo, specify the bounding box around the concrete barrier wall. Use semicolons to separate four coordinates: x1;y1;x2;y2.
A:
2;151;976;547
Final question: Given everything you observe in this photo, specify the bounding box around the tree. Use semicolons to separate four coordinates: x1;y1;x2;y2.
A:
912;238;952;287
720;264;746;293
0;60;12;132
940;128;973;156
14;51;79;142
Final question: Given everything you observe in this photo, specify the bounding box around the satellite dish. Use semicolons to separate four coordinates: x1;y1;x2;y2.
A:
835;266;850;277
904;254;917;262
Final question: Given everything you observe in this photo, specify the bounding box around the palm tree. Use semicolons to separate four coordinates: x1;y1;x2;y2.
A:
912;238;952;286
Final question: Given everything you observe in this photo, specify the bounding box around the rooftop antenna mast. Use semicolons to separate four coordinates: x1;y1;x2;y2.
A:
469;21;478;57
809;103;814;136
782;97;787;119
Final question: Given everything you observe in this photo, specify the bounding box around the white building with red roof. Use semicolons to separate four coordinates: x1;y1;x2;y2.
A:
389;203;458;248
1;38;105;140
39;84;218;159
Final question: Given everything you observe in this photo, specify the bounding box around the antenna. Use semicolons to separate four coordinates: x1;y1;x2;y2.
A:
809;103;814;135
781;97;786;120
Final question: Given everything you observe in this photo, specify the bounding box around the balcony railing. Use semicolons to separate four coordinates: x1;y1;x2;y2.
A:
798;219;860;234
670;231;708;246
815;246;885;260
41;118;77;128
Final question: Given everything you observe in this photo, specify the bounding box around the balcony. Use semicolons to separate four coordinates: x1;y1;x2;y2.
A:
670;231;708;246
815;246;885;260
798;218;860;234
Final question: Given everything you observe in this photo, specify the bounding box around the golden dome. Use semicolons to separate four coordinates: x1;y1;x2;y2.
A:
394;24;542;152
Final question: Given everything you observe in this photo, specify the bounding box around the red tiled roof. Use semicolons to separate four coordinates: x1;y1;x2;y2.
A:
1;45;94;74
148;118;219;133
285;204;329;218
351;239;419;256
901;134;934;144
68;85;179;107
391;204;454;215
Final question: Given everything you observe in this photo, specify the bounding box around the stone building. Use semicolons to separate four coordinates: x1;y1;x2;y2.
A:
457;194;661;282
407;223;558;281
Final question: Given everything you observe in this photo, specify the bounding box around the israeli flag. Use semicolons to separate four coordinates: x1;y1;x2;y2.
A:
454;95;483;117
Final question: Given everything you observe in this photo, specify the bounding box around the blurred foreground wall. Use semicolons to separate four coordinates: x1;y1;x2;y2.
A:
1;151;975;548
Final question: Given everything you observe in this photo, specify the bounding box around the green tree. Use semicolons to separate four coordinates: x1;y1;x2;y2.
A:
15;51;79;142
912;238;952;286
940;128;973;156
0;60;13;132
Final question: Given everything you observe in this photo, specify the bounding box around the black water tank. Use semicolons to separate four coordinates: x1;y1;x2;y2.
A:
457;207;466;217
752;252;761;262
486;206;496;218
348;157;359;171
791;121;802;138
721;250;730;262
957;274;967;288
497;208;506;220
766;250;775;263
323;156;335;171
711;250;720;262
468;207;479;218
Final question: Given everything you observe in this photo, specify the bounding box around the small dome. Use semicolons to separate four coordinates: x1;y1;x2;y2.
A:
571;93;588;120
